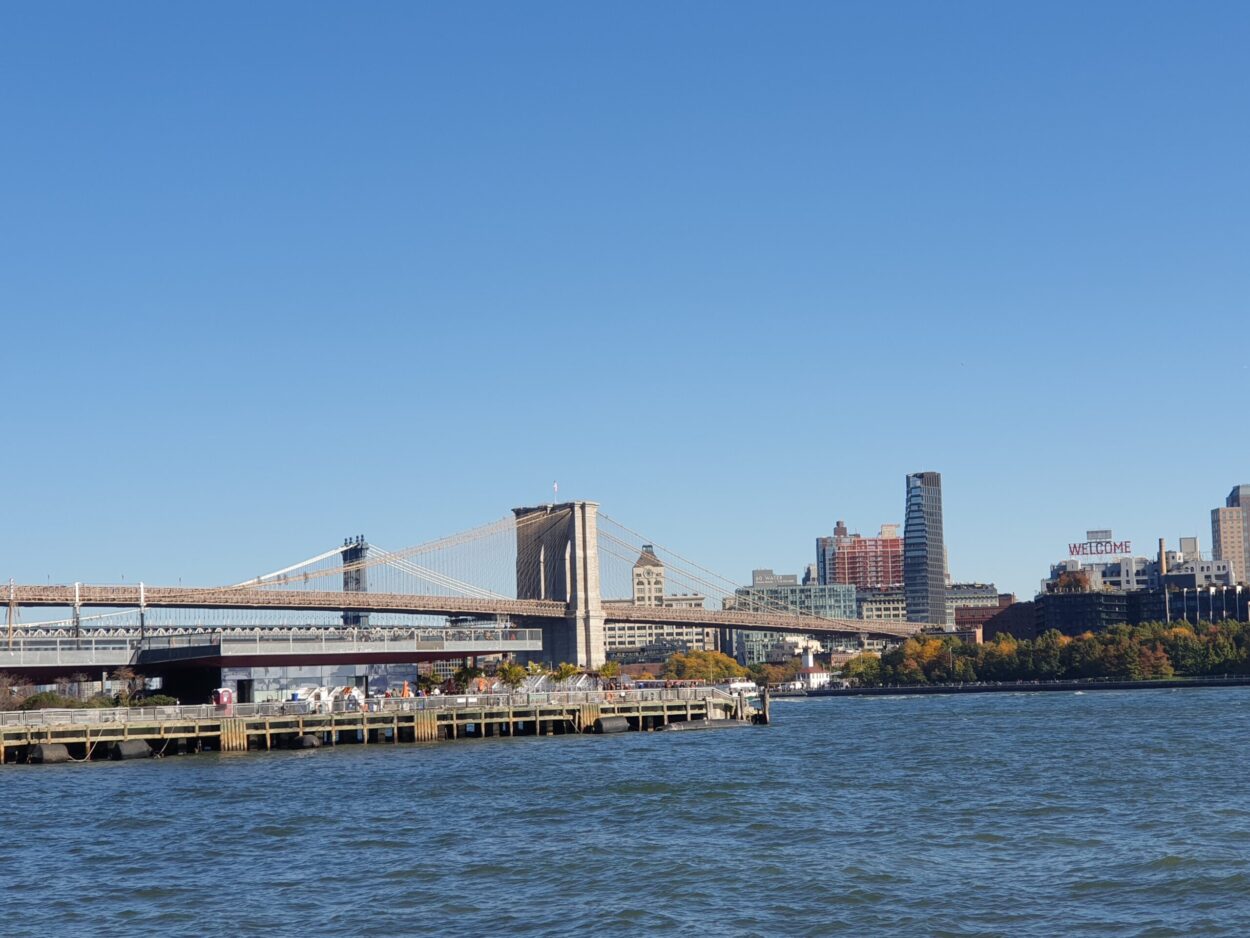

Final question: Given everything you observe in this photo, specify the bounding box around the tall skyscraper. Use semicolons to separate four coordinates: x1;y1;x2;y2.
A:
904;471;947;626
1213;484;1250;585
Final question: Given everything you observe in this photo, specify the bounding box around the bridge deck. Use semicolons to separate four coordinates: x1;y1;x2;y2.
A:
601;603;920;638
8;584;923;639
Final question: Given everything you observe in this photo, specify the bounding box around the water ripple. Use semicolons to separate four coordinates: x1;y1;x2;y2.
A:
4;690;1250;935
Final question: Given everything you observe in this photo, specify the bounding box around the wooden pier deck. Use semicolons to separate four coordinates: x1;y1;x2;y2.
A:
0;689;766;763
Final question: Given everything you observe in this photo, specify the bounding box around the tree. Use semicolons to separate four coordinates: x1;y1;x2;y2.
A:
111;667;138;706
597;660;621;679
1029;630;1066;680
495;661;526;690
451;665;484;689
0;672;21;711
661;650;746;683
749;662;789;686
842;654;882;686
1051;571;1091;593
415;671;438;693
551;662;582;684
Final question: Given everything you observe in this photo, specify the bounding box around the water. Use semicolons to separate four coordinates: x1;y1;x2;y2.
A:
4;689;1250;936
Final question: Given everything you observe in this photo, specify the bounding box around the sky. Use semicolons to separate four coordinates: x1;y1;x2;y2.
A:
2;2;1248;597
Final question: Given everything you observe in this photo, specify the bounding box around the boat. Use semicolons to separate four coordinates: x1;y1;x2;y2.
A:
655;718;754;732
717;679;760;701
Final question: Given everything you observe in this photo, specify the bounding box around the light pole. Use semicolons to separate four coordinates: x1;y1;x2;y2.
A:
1182;587;1189;624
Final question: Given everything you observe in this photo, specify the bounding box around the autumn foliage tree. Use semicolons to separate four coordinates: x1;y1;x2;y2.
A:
841;619;1250;687
662;650;747;683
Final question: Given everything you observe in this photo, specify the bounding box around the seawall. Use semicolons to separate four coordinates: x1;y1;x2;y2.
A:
811;676;1250;698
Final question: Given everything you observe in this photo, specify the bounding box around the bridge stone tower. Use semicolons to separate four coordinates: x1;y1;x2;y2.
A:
341;535;369;628
513;501;605;669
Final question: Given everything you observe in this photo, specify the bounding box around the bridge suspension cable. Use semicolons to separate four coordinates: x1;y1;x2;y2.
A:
369;546;509;600
222;509;565;601
230;545;349;588
227;513;527;591
597;514;854;624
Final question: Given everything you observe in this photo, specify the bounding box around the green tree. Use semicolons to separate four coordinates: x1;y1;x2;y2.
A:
842;654;882;686
551;662;582;683
19;690;79;711
495;661;526;690
952;657;978;683
415;671;438;693
1030;630;1065;680
597;660;621;679
451;665;484;689
749;662;788;686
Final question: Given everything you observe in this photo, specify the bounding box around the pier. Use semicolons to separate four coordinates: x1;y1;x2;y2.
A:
0;687;766;764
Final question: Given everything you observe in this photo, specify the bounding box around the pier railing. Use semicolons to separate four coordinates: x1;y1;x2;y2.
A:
140;627;545;661
0;636;142;667
0;686;736;727
0;628;546;667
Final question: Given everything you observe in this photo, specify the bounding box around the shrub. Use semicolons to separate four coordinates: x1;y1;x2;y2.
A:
132;694;179;707
18;691;79;711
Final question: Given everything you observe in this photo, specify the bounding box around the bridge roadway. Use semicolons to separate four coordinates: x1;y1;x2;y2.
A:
600;602;920;639
8;584;923;639
8;584;567;620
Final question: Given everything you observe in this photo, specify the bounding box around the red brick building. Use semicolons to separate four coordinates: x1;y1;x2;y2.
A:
833;523;904;591
955;593;1016;632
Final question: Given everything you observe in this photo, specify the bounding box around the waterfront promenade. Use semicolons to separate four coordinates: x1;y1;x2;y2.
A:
0;687;764;764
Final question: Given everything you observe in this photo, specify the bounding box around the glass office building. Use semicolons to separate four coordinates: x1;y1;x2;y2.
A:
904;471;947;626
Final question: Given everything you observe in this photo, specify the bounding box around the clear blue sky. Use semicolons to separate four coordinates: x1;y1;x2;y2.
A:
3;2;1247;597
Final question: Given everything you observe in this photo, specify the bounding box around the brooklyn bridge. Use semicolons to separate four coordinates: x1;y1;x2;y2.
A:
3;501;923;682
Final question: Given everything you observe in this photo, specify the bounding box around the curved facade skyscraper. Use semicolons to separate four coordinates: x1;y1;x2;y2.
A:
904;471;947;626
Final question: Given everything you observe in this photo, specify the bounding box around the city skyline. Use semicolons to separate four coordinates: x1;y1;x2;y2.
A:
4;8;1248;938
3;5;1248;597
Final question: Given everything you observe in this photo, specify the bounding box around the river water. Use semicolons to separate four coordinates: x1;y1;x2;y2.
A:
4;689;1250;936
